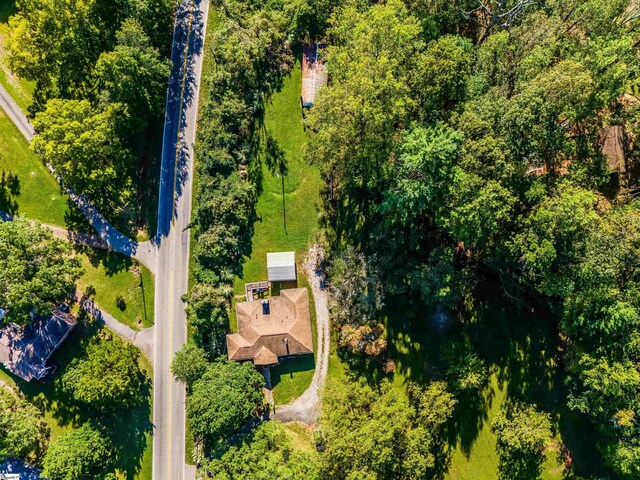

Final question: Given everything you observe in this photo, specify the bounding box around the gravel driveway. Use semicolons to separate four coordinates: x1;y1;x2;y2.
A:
272;245;330;424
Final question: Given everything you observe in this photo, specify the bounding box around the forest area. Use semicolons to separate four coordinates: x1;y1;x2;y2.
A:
184;0;640;478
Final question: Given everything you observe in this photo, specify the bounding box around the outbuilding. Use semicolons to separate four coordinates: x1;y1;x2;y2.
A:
267;251;297;282
301;43;327;108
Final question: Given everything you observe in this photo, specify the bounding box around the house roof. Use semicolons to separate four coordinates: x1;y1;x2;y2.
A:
0;311;77;382
227;288;313;366
267;251;297;282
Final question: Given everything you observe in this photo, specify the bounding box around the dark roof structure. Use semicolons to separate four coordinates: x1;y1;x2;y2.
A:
0;310;77;382
227;288;313;366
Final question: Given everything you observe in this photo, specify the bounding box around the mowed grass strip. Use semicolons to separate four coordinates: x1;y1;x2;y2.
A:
76;250;155;330
234;60;322;293
0;110;70;226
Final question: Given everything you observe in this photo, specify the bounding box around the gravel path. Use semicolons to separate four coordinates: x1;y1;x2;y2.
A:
272;246;330;425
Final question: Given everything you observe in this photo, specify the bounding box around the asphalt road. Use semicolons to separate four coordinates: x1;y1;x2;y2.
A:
0;82;35;140
152;1;209;479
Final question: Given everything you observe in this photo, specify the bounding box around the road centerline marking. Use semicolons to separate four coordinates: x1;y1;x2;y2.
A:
167;270;175;474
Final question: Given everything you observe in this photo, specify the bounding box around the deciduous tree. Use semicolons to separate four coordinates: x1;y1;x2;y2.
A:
492;402;552;480
62;336;142;410
187;358;266;447
0;217;82;326
42;423;112;480
0;388;49;463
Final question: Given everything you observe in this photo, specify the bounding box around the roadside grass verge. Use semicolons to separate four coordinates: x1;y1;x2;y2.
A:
76;249;155;330
0;110;71;226
0;323;153;479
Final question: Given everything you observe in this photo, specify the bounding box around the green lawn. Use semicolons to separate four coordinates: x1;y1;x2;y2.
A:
0;110;71;226
0;0;35;113
76;250;155;330
0;324;153;479
233;60;322;293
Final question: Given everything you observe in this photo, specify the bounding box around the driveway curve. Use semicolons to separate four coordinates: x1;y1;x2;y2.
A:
272;245;330;425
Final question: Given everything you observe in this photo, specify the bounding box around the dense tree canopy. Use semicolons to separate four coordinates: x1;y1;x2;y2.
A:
42;423;113;480
320;378;456;479
32;99;135;218
0;388;49;463
8;0;176;232
8;0;175;112
0;217;82;325
187;359;266;448
301;0;640;476
198;421;319;480
96;19;171;136
186;0;640;476
62;335;142;410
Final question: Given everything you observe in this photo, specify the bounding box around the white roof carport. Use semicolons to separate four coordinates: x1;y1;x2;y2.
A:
267;252;296;282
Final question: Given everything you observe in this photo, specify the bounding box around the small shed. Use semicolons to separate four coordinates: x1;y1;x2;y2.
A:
267;251;296;282
301;44;328;108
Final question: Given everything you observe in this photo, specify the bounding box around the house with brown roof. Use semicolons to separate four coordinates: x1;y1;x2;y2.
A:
227;288;313;367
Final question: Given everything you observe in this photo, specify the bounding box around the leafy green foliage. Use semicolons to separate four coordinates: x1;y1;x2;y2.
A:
492;402;552;480
31;99;135;219
7;0;175;112
198;421;319;480
320;378;456;479
187;359;266;448
0;388;49;463
303;0;640;476
8;0;175;231
180;0;640;476
0;217;82;325
62;335;142;410
96;19;171;136
42;423;112;480
443;338;488;393
171;342;209;385
188;0;299;358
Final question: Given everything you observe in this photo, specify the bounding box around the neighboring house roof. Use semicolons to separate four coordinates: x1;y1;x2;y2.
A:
0;310;77;382
267;251;297;282
301;44;328;108
227;288;313;366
